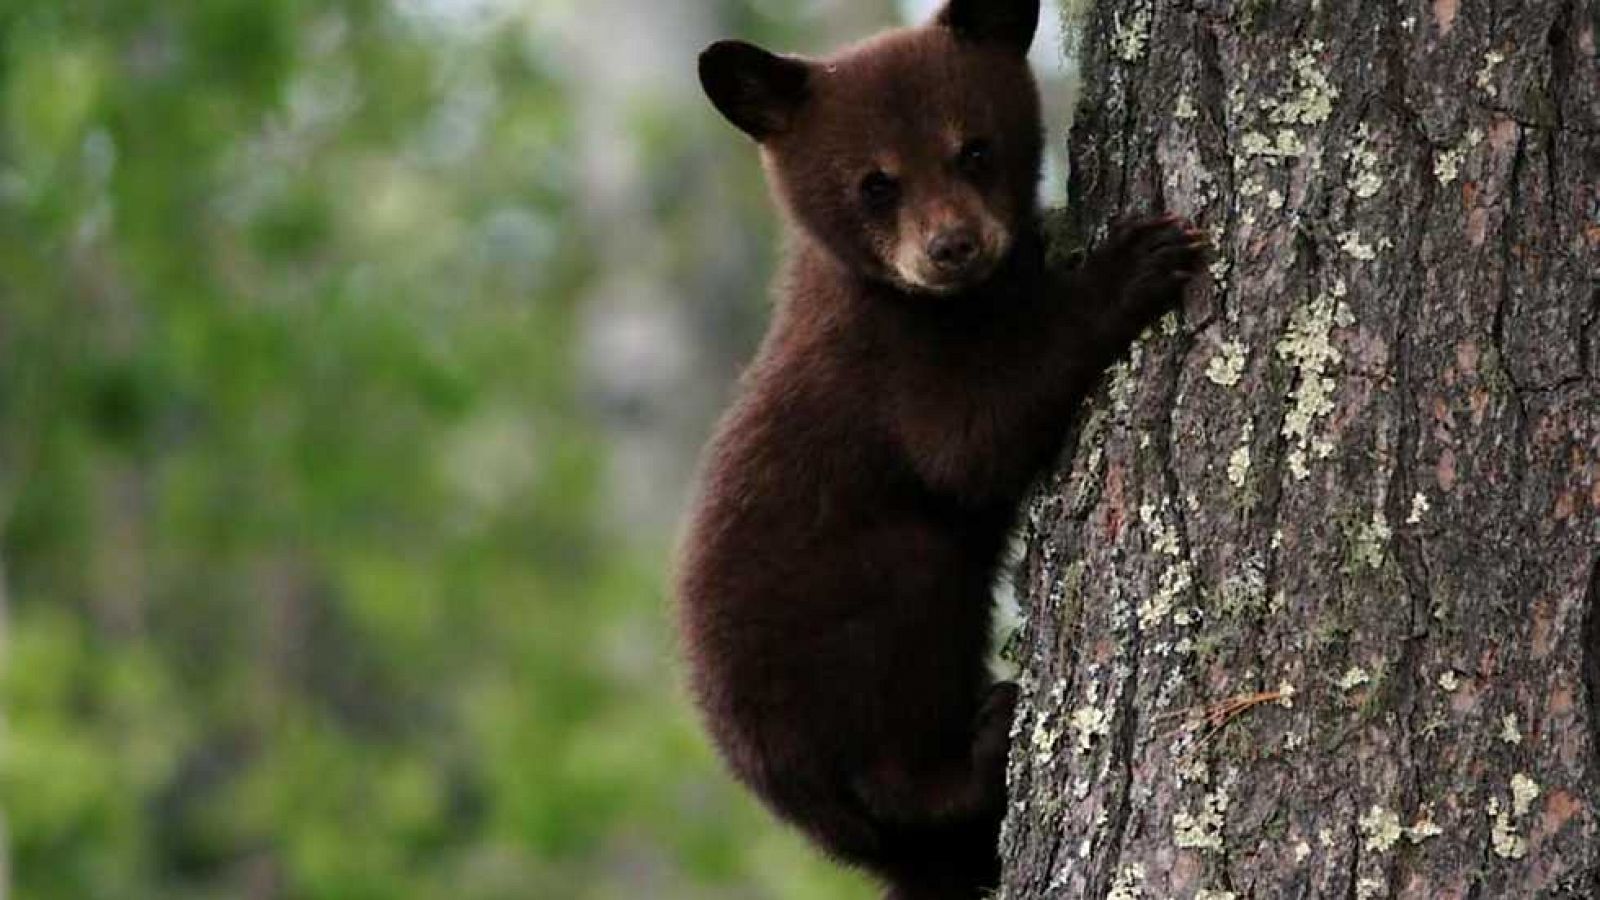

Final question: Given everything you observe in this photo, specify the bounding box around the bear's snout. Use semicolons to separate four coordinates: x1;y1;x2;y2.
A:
928;227;980;272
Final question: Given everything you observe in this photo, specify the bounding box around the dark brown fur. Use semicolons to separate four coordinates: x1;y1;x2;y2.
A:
676;3;1204;897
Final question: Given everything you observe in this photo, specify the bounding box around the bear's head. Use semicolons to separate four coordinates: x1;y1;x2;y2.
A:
700;0;1043;296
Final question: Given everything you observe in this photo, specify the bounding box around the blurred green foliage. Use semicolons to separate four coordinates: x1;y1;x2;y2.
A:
0;1;875;898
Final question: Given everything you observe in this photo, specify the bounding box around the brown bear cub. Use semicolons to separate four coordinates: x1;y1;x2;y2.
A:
676;1;1205;897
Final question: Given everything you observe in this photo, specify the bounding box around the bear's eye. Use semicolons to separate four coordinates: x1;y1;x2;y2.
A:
956;139;992;177
858;170;900;209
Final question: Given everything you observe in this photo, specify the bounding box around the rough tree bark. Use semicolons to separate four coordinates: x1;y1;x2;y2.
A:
1002;1;1600;897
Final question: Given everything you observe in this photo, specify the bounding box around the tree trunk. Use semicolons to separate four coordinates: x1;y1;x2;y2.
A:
1002;2;1600;897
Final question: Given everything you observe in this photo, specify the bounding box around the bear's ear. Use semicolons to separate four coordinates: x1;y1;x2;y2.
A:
935;0;1040;55
699;40;811;141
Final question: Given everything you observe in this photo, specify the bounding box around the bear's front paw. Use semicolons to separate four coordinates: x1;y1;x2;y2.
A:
1105;215;1209;309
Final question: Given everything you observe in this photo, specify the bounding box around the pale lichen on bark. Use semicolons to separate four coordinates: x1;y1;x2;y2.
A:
1008;0;1600;897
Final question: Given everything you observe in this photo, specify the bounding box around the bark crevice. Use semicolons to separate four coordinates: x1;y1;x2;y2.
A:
1584;556;1600;788
1086;628;1142;897
1491;123;1532;439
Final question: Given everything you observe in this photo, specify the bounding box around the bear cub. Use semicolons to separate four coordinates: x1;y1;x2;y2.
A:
675;1;1205;897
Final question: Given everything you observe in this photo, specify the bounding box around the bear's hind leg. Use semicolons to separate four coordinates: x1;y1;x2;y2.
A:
859;681;1019;900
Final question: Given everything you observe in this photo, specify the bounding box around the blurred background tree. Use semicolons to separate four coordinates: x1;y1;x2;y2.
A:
0;1;1070;898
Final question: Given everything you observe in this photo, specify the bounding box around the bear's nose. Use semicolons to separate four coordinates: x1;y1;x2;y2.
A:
928;228;979;271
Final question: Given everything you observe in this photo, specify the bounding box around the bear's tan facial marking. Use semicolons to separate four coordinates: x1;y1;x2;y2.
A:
889;200;1010;294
